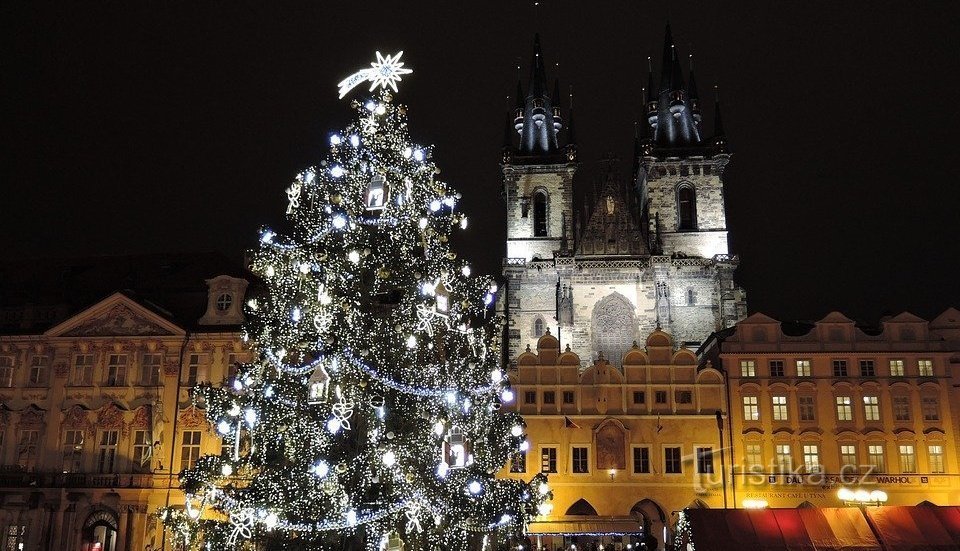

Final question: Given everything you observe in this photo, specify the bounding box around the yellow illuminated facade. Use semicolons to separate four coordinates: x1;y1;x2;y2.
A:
0;275;248;551
499;329;729;549
701;311;960;510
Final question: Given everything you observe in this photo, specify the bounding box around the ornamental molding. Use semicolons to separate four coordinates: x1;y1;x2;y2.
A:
19;405;45;426
63;405;95;435
130;405;151;429
178;405;208;428
44;292;185;339
97;403;129;437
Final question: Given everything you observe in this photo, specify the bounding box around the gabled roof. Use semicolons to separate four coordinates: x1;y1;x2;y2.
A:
817;311;854;324
930;307;960;328
737;312;780;324
884;311;927;323
44;291;186;338
576;157;647;257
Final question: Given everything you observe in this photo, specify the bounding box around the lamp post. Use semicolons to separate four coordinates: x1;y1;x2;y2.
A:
715;410;728;508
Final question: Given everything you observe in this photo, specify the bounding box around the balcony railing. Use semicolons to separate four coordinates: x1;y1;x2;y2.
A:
0;470;175;489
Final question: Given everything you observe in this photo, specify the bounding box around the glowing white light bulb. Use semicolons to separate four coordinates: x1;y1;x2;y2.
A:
187;505;201;519
244;408;258;427
491;369;503;383
217;420;231;435
460;216;468;229
538;502;553;516
418;217;428;229
233;378;243;391
291;307;301;322
348;250;361;263
437;462;449;478
413;149;424;161
330;165;344;178
246;299;258;311
312;460;329;478
332;214;347;229
434;421;445;436
228;404;241;417
420;281;435;295
445;391;457;405
462;265;471;277
501;389;514;402
346;509;357;526
443;197;455;207
365;101;376;112
430;199;441;212
538;482;550;495
519;440;530;452
221;463;233;476
327;418;340;434
265;265;275;277
484;293;494;305
403;147;412;158
406;335;417;349
382;450;396;467
468;480;482;495
330;135;341;145
375;103;386;115
264;512;279;529
260;230;275;244
462;398;471;413
299;262;311;274
511;425;523;437
350;135;360;147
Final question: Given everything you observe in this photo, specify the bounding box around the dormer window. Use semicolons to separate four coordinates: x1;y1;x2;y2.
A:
216;293;233;312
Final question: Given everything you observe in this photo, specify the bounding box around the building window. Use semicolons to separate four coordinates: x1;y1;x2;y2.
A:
97;430;119;473
632;391;646;404
775;444;792;472
0;356;13;387
181;430;202;471
802;444;821;473
686;288;696;305
899;444;916;473
889;359;905;377
745;444;763;471
796;359;811;377
4;526;25;551
633;447;651;474
835;396;853;421
106;354;128;386
742;396;759;421
772;396;788;421
921;397;940;421
863;396;880;422
798;396;816;421
73;354;94;385
664;446;682;474
832;360;848;377
696;447;714;474
928;445;945;474
572;447;589;473
62;430;84;473
524;391;536;404
18;430;39;470
140;353;162;386
893;396;911;421
533;191;548;237
676;390;692;404
562;391;575;404
769;360;784;377
510;451;526;473
133;430;153;472
186;353;202;385
540;447;557;473
867;444;886;473
677;185;697;230
840;444;858;471
533;318;544;337
740;360;756;377
918;359;933;377
859;360;875;377
28;355;48;386
655;390;667;404
215;293;233;312
543;391;555;405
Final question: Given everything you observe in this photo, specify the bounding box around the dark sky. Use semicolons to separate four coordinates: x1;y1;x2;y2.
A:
4;1;959;323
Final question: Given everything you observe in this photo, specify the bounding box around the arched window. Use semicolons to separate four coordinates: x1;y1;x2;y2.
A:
533;191;548;237
678;185;697;230
533;318;544;337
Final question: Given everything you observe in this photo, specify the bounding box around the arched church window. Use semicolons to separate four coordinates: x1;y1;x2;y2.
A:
533;318;544;337
687;288;696;305
533;191;548;237
591;293;637;367
678;185;697;231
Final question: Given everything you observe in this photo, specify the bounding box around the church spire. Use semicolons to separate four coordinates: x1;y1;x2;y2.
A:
687;54;701;125
517;34;562;156
649;23;703;150
712;84;727;152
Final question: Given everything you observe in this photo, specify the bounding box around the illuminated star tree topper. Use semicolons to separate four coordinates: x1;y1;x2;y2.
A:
337;51;413;99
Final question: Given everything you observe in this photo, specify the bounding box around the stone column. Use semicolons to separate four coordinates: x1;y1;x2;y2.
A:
115;506;130;551
128;505;148;551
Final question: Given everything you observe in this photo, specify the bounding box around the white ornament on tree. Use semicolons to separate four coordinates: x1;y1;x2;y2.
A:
227;508;257;546
285;181;302;214
330;386;355;431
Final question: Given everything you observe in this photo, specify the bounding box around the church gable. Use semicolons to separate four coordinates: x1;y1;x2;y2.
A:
45;292;185;338
576;156;647;256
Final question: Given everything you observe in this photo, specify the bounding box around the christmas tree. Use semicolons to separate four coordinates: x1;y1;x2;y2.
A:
164;51;550;550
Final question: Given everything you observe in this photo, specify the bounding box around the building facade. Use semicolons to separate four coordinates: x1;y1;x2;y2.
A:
500;26;746;367
700;311;960;509
499;329;728;549
0;256;248;551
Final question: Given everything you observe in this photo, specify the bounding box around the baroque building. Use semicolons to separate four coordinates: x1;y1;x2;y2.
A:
500;26;747;367
699;310;960;509
0;255;249;551
499;329;727;549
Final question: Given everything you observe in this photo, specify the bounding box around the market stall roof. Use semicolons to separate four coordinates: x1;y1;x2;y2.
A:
527;517;642;536
682;506;960;551
865;506;960;551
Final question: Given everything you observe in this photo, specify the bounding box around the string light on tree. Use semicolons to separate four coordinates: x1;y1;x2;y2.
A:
161;50;548;550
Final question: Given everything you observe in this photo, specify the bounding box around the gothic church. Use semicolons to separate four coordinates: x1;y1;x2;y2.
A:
500;26;747;366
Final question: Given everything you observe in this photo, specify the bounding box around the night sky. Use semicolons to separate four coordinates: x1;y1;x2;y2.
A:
4;1;959;323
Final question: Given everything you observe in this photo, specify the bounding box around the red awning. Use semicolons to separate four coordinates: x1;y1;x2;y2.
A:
865;506;960;551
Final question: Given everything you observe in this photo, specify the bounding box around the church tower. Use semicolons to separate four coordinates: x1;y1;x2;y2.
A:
501;26;746;366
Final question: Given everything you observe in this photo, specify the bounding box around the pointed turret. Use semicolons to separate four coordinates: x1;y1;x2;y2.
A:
648;23;702;149
712;85;726;153
513;80;525;134
645;57;658;133
565;86;577;161
516;34;562;156
687;54;701;125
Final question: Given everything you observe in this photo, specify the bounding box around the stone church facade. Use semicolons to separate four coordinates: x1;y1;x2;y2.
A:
500;28;747;366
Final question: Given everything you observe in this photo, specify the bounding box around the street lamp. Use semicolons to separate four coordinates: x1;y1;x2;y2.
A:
608;468;617;480
837;487;888;506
